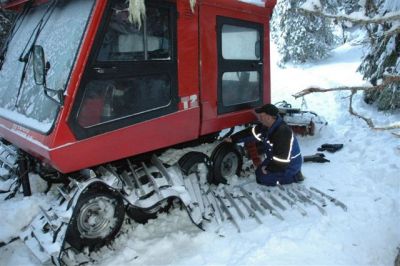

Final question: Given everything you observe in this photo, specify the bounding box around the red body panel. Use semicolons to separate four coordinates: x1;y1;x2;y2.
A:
0;0;275;173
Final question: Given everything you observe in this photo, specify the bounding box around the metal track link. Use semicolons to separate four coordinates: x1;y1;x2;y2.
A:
310;187;348;211
255;192;285;221
0;141;18;173
289;187;327;215
19;150;349;265
215;194;241;233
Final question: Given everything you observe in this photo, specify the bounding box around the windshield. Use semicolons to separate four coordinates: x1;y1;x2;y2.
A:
0;0;94;133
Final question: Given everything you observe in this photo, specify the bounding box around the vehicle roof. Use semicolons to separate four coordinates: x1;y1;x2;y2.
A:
1;0;276;10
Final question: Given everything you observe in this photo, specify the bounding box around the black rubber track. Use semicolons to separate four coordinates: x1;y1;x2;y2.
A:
178;151;214;184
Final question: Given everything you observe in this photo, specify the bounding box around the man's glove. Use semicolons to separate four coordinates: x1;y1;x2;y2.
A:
303;153;330;163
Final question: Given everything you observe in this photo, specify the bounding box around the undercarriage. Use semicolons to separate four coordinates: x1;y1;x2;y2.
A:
0;138;346;265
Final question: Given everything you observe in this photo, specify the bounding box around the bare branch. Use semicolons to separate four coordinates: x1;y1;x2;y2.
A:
375;124;400;130
293;77;400;131
348;89;375;128
383;75;400;83
293;75;400;99
293;86;375;98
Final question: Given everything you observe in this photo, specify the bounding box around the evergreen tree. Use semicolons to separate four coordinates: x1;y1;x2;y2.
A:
358;1;400;110
339;0;362;15
272;0;336;64
278;0;399;111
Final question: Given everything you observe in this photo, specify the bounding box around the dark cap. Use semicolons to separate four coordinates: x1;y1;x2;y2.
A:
255;103;279;116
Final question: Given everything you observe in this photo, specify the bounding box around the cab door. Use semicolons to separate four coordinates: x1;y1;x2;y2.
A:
216;17;264;115
199;1;267;135
68;0;178;139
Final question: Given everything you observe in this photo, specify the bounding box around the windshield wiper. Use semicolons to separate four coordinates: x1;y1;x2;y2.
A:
0;1;32;71
15;0;58;107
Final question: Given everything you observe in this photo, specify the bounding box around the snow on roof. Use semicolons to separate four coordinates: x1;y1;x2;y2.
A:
239;0;265;7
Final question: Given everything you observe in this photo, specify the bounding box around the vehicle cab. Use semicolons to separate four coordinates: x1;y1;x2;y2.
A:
0;0;276;173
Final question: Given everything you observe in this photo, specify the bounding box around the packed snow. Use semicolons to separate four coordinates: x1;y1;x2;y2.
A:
0;42;399;265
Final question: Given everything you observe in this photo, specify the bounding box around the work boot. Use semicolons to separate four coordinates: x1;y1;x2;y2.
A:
294;171;305;182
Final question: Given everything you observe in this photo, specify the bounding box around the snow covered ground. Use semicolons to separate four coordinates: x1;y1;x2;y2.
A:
0;42;399;266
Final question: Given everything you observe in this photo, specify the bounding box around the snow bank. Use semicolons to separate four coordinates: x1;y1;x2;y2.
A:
0;196;42;243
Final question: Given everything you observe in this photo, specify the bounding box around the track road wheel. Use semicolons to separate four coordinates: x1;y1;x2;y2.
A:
211;142;243;184
66;191;125;252
178;151;213;184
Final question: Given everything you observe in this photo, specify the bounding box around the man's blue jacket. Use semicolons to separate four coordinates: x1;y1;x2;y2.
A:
231;116;302;186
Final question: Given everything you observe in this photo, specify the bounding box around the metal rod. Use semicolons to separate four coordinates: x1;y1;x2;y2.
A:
19;155;31;197
237;196;262;224
207;191;224;222
239;187;265;215
291;188;327;215
151;155;173;186
215;194;241;233
223;188;245;219
127;159;146;196
141;162;160;196
310;187;348;212
256;193;284;221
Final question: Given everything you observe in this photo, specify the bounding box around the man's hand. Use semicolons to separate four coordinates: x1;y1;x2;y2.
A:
223;137;232;143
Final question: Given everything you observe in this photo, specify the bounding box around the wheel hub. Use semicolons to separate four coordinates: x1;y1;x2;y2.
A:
220;152;239;178
77;196;117;239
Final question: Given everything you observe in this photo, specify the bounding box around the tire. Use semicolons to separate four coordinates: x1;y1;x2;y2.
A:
211;142;243;184
178;152;213;184
65;190;125;251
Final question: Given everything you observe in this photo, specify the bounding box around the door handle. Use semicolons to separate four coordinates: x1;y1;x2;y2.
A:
93;67;118;74
252;62;263;68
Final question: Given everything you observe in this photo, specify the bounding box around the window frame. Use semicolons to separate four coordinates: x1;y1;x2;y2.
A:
68;0;178;139
217;16;264;115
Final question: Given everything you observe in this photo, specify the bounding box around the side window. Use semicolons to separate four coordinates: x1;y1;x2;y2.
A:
217;17;263;114
222;25;260;60
222;71;260;106
70;0;178;139
77;75;171;128
97;6;171;61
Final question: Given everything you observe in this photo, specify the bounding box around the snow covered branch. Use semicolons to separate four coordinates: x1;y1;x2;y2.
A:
297;7;400;39
293;76;400;131
297;8;400;25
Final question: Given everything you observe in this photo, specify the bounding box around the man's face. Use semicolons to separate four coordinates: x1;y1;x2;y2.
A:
258;112;275;128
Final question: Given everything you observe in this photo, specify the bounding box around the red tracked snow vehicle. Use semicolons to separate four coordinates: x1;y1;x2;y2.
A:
0;0;276;264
